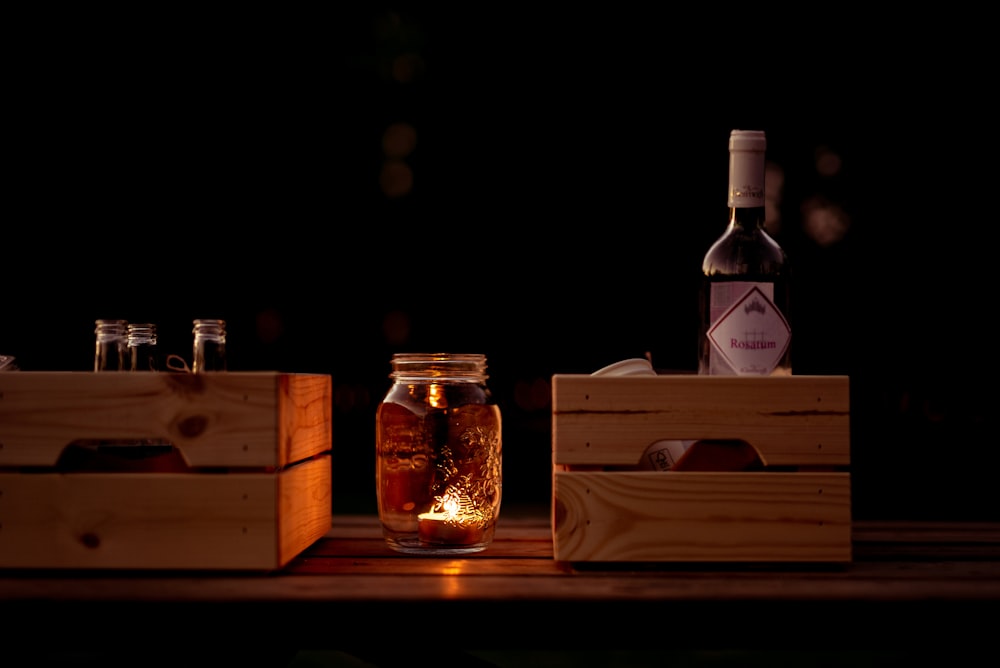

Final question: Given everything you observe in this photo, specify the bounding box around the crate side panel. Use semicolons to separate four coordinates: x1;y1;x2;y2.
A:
552;375;849;467
0;372;288;468
0;472;283;569
278;374;333;468
167;373;284;468
552;471;851;562
277;455;333;567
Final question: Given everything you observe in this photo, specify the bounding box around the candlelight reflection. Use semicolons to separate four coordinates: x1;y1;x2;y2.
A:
428;382;445;409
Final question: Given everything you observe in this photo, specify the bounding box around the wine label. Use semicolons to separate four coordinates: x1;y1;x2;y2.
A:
707;282;790;375
638;440;692;471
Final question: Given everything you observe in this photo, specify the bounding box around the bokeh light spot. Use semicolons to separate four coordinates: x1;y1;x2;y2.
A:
382;122;417;158
379;159;413;198
802;196;850;247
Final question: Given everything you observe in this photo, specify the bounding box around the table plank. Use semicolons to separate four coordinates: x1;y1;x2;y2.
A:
2;515;1000;649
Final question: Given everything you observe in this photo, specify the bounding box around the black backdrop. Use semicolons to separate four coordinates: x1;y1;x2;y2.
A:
2;9;992;520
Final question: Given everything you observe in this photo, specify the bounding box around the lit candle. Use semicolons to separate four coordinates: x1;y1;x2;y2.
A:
417;492;484;546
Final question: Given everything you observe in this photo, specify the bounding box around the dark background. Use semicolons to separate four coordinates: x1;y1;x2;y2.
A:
2;9;992;520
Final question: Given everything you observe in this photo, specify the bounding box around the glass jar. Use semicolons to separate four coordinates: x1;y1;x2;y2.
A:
376;353;502;555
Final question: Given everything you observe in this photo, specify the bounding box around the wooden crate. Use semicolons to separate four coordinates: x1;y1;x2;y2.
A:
551;374;851;563
0;371;333;571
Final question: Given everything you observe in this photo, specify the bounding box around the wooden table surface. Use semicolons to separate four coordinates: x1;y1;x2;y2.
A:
3;510;1000;651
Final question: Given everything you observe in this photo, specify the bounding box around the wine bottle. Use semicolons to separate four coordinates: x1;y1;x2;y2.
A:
698;129;791;376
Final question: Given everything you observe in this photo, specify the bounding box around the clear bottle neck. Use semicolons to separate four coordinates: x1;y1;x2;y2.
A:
127;323;158;371
94;319;129;372
193;319;226;342
192;319;227;373
95;319;128;342
127;324;157;346
389;353;488;383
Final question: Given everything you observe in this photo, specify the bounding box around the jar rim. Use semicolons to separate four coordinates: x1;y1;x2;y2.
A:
390;352;485;361
389;353;488;381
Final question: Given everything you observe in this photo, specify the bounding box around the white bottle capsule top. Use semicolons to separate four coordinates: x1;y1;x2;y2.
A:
729;129;766;152
728;129;767;208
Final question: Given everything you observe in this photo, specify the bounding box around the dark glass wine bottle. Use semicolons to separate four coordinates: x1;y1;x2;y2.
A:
698;129;791;376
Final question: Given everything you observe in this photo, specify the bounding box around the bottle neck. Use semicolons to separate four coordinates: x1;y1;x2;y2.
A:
95;319;128;342
729;204;767;231
94;320;129;372
192;319;227;373
193;319;226;342
727;148;766;231
727;130;766;220
127;324;158;371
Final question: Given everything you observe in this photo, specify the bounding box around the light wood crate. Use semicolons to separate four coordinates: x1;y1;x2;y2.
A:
0;371;332;570
552;374;851;563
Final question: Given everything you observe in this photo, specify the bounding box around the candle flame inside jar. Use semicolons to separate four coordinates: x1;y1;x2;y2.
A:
438;493;462;520
417;490;485;546
421;489;469;524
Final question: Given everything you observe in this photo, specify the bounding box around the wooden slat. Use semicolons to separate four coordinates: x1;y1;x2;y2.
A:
552;471;852;562
4;516;999;599
0;372;331;468
3;514;1000;655
0;457;332;570
0;472;276;569
277;456;334;567
279;374;333;467
552;374;849;467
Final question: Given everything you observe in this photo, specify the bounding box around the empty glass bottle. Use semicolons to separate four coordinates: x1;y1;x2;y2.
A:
127;323;159;372
74;320;179;470
192;319;227;373
94;319;129;372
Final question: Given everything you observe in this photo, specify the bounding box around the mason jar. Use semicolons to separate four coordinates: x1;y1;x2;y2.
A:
376;353;502;555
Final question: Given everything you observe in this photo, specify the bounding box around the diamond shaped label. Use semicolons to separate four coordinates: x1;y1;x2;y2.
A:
708;285;790;375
